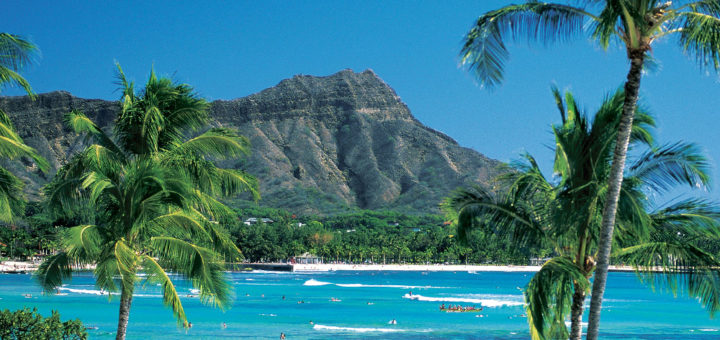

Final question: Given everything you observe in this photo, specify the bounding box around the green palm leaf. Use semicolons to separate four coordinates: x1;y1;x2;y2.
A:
460;3;593;88
525;257;590;340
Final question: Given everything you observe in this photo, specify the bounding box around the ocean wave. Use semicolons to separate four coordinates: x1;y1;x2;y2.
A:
58;287;110;296
336;283;449;289
303;279;333;286
58;287;161;298
313;324;405;333
303;279;448;289
402;293;524;307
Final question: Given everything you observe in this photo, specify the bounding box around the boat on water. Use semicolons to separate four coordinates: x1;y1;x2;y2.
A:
440;307;483;313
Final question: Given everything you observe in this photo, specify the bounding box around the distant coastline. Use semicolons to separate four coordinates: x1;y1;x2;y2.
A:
0;260;646;274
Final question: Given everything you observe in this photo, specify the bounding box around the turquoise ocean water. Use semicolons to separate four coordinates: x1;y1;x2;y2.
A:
1;270;719;339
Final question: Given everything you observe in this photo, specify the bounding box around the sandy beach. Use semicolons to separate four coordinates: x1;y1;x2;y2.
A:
292;263;542;272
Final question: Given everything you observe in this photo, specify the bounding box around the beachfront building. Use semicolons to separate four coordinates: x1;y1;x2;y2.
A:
295;252;322;264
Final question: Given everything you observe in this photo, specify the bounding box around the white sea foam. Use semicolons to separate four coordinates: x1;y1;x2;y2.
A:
699;329;719;332
58;287;110;296
336;283;449;289
58;287;160;298
402;293;524;307
303;279;447;289
303;279;333;286
313;324;405;333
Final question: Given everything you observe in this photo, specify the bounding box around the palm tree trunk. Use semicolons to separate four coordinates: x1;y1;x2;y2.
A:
569;286;586;340
586;51;645;340
115;286;135;340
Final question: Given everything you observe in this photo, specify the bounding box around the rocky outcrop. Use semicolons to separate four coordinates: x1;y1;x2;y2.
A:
0;69;505;214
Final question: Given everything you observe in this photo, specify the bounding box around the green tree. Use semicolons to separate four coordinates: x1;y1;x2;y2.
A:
36;66;258;340
0;308;87;340
446;89;720;340
459;3;720;337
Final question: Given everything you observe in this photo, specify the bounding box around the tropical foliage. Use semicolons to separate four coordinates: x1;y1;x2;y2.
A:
445;89;720;340
229;207;534;265
36;66;258;340
459;2;720;337
0;109;48;223
0;33;37;95
0;33;47;225
0;308;87;340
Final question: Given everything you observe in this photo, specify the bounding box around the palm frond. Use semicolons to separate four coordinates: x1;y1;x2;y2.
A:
35;252;74;293
170;128;251;160
676;11;720;70
64;225;102;261
525;257;589;339
0;166;25;222
151;236;231;309
65;110;125;161
460;2;592;88
141;255;188;326
615;240;720;315
444;185;546;247
650;198;720;238
630;142;711;193
0;33;37;96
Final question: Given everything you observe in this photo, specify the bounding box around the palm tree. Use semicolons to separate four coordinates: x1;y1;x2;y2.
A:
0;109;48;223
0;33;47;224
459;2;720;337
445;89;720;340
0;33;46;223
36;66;258;340
0;33;37;96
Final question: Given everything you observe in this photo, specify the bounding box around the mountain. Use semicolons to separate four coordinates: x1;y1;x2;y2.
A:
0;69;505;214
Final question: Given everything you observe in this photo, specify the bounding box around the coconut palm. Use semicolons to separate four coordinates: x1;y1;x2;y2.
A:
36;66;258;340
459;2;720;337
0;33;37;96
0;33;45;223
0;109;48;222
445;89;720;340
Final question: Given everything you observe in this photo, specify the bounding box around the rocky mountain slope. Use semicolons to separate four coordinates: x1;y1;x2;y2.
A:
0;69;505;214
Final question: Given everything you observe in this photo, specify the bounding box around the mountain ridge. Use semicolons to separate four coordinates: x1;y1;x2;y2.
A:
0;69;504;214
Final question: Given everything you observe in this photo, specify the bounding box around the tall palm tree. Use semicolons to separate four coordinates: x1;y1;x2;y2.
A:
0;109;48;222
0;33;45;223
459;2;720;337
0;33;37;96
445;89;720;340
36;65;258;340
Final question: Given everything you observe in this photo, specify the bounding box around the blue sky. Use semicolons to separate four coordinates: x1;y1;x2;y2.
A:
5;0;720;202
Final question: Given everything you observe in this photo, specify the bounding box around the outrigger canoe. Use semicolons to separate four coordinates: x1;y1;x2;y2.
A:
440;307;483;313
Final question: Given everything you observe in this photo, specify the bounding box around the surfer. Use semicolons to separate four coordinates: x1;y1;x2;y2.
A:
389;319;397;325
222;322;227;329
280;332;286;339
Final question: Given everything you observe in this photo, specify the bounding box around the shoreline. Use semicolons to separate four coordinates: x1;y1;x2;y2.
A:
290;263;641;272
0;260;646;274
